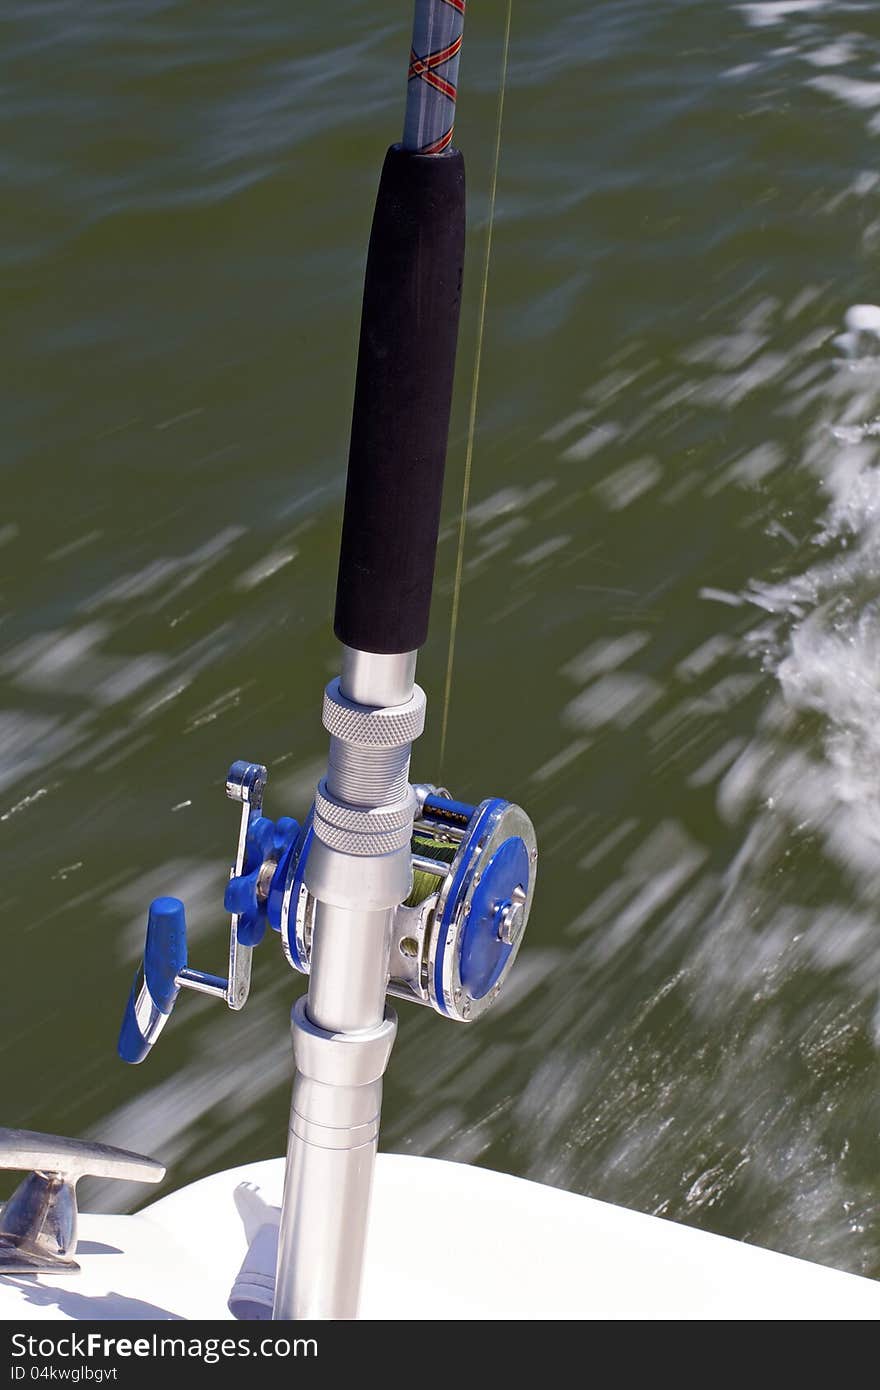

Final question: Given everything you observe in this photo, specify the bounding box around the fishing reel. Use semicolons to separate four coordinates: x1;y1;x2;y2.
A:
119;761;537;1062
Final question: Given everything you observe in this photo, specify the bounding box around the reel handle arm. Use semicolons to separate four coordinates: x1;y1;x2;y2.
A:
117;761;296;1064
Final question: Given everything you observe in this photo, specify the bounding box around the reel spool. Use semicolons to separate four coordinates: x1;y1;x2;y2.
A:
119;764;538;1062
277;787;537;1022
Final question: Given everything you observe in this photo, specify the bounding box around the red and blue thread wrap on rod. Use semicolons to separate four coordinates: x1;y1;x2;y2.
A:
404;0;465;153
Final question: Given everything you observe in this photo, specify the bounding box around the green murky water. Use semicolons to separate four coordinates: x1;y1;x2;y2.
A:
4;0;880;1280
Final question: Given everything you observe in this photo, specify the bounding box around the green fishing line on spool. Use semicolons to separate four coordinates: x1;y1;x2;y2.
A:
405;833;458;907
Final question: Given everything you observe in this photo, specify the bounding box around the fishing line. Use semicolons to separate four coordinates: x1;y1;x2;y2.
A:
438;0;513;775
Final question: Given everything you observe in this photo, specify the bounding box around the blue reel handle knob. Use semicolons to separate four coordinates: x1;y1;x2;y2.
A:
118;897;188;1065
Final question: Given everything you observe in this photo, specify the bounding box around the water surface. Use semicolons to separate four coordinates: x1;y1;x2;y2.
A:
3;0;880;1279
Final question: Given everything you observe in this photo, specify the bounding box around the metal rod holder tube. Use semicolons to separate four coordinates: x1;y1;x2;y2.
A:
307;903;392;1035
274;1126;377;1320
272;652;419;1319
273;998;397;1320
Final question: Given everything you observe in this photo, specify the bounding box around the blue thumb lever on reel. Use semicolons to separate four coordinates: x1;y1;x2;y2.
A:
117;760;299;1065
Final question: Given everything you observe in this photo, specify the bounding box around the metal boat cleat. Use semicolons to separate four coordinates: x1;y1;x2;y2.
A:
0;1129;164;1274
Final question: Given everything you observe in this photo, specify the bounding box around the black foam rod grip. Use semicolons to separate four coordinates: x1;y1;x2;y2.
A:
334;143;466;655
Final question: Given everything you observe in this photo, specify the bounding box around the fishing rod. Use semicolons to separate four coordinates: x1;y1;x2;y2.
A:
118;0;537;1321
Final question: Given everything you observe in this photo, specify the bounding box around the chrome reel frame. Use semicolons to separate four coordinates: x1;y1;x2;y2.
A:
278;790;538;1023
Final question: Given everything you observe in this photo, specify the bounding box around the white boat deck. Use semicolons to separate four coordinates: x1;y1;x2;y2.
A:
1;1154;878;1320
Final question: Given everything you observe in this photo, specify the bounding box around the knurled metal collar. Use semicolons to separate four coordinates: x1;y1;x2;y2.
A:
315;779;416;833
313;816;413;856
321;679;426;749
